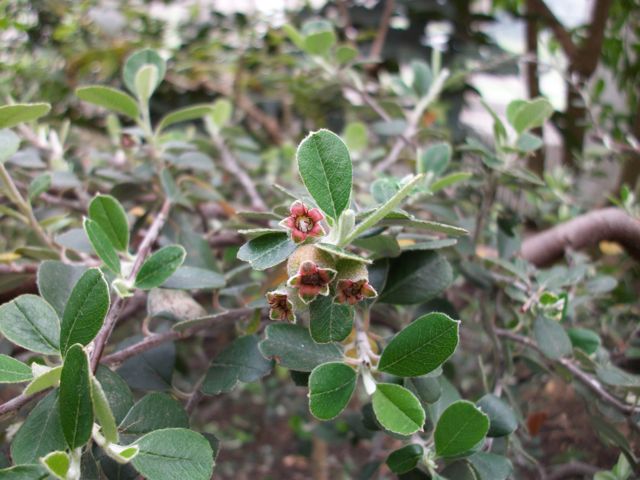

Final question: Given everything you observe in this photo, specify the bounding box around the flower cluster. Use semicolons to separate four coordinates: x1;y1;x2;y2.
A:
266;202;378;321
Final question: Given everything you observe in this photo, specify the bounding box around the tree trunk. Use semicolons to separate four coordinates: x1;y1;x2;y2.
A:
561;81;587;168
525;0;545;175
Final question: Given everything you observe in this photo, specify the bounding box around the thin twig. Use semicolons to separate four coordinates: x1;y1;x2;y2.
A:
210;131;267;212
90;198;172;371
367;0;395;63
495;328;640;415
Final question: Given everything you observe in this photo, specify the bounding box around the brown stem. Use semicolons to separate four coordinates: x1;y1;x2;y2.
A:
90;199;171;371
495;328;640;415
520;207;640;266
368;0;395;63
525;0;545;175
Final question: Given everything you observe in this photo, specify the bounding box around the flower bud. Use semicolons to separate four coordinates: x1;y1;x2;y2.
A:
266;289;296;323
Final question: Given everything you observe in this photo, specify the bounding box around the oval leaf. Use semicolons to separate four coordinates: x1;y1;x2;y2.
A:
259;324;342;372
434;400;489;458
0;294;59;355
84;218;121;274
88;194;129;252
372;383;425;436
476;394;517;438
119;393;189;435
157;104;214;132
123;49;166;97
131;428;214;480
296;129;352;220
386;444;424;474
59;344;93;449
60;268;110;355
135;245;186;290
378;251;453;305
237;232;297;271
0;103;51;129
202;335;273;395
91;377;119;444
378;312;459;377
533;315;572;360
308;362;356;420
0;354;32;383
76;86;139;119
309;296;354;344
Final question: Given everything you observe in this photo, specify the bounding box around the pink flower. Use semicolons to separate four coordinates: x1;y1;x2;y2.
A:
335;279;378;305
287;261;336;303
266;290;296;322
281;201;325;244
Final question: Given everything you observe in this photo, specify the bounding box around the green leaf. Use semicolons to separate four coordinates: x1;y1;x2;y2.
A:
76;86;139;119
59;344;93;449
237;232;297;271
283;24;306;49
91;377;119;444
123;49;166;96
378;312;459;377
515;132;543;152
259;324;343;372
0;103;51;129
24;365;62;395
372;383;425;435
315;243;372;264
309;296;354;344
131;428;214;480
419;143;451;176
533;315;572;360
0;354;32;383
0;294;59;355
37;261;88;318
507;97;553;134
88;194;129;252
134;64;159;102
567;327;601;355
119;392;189;435
296;129;352;221
59;268;110;355
412;60;433;97
28;173;51;201
468;452;513;480
430;171;473;193
210;98;233;128
0;128;20;163
434;400;489;458
161;266;225;290
336;45;358;64
343;121;368;152
11;390;66;464
405;373;442;404
308;362;356;420
386;444;424;474
116;338;175;391
596;364;640;389
476;394;517;437
378;251;453;305
0;465;50;479
157;104;214;132
301;20;336;56
84;218;121;274
41;451;70;479
201;335;273;395
95;366;134;424
135;245;186;290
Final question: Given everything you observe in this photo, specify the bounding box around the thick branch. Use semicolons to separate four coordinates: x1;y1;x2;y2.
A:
520;208;640;266
527;0;578;61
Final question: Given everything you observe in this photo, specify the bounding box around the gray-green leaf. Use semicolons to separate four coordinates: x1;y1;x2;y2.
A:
0;128;20;163
378;312;459;377
309;296;354;344
308;362;356;420
132;428;214;480
0;294;59;355
378;251;453;305
0;103;51;129
135;245;186;290
157;104;214;132
201;335;273;395
123;49;166;97
60;268;110;355
386;444;424;474
88;194;129;252
372;383;425;436
119;393;189;435
237;232;297;271
91;377;119;444
84;218;121;274
434;400;489;458
296;129;352;220
59;344;93;449
259;324;342;372
0;354;32;383
533;315;572;360
76;86;139;119
476;394;517;437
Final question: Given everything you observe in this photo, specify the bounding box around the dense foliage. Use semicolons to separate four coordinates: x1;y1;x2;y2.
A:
0;2;639;479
